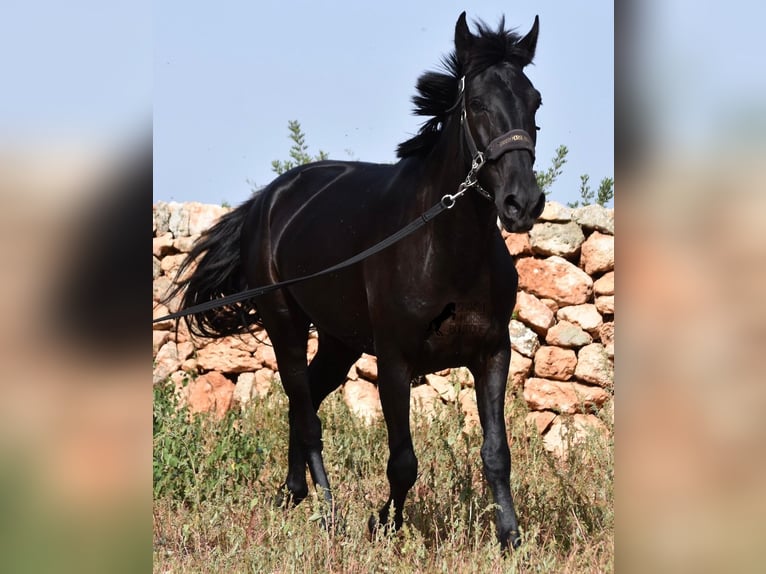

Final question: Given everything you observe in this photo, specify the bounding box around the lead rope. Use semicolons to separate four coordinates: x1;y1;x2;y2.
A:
153;80;494;324
153;165;485;324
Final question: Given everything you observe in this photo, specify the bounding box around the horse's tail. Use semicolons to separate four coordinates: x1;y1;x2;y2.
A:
164;196;260;338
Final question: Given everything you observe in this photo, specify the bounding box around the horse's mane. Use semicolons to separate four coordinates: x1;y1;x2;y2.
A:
397;17;532;159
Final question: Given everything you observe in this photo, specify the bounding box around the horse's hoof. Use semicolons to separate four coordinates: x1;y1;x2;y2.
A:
510;531;521;550
315;509;346;537
272;490;287;509
367;513;378;539
272;488;292;509
500;530;522;552
306;488;342;534
368;512;399;541
272;485;307;509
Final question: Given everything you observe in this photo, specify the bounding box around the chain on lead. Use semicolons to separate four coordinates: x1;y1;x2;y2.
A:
463;151;485;190
471;151;485;172
441;151;487;209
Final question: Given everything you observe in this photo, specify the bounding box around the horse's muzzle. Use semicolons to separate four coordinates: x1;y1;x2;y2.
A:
498;187;544;232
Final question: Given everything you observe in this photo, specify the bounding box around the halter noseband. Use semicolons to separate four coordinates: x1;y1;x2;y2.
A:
451;75;536;202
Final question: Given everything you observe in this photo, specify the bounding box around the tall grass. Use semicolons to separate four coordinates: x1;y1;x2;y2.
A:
153;378;613;573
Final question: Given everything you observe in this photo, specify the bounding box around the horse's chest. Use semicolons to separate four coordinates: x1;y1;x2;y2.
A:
425;299;493;339
417;297;508;370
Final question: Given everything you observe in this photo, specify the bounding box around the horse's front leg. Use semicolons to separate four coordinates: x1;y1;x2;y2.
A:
368;354;417;536
470;339;521;550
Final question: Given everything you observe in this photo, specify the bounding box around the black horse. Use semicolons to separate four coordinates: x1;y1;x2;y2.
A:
168;13;544;550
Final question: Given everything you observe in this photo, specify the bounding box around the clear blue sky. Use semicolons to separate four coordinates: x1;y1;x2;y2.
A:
153;1;614;208
4;2;766;209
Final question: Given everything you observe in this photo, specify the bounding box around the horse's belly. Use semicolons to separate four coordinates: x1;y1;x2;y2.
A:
288;272;376;354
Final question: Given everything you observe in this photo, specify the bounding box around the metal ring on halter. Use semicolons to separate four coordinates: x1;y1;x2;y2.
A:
441;194;457;209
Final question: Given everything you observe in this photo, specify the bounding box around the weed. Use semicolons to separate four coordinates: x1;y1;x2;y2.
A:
153;379;613;572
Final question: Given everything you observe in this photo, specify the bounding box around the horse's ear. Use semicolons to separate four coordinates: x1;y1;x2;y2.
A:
454;11;472;63
517;15;539;65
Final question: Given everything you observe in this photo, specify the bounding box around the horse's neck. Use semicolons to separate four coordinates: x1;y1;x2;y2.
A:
420;133;498;249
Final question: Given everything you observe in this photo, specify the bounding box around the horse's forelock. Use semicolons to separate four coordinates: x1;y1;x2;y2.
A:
396;18;530;159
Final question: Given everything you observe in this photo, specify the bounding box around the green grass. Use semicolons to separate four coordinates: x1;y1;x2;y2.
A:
153;378;613;573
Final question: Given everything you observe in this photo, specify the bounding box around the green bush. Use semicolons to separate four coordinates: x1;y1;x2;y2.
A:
153;379;268;506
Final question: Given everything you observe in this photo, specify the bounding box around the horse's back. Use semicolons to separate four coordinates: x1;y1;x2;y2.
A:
241;160;403;352
257;159;403;271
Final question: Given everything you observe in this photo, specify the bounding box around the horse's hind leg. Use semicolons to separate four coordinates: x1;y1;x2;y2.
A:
308;331;360;412
294;332;360;502
300;331;361;528
257;304;326;509
274;325;358;513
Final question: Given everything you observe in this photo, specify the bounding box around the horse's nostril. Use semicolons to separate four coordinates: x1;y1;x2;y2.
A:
504;195;522;214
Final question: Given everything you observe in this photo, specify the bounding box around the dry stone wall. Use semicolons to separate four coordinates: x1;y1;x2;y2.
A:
153;200;614;456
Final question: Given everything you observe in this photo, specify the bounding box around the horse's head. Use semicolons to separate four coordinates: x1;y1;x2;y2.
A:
455;13;545;233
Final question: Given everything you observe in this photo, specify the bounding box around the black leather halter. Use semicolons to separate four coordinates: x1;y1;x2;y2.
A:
451;76;536;201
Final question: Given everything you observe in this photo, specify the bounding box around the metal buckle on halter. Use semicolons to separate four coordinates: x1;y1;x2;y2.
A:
443;149;491;208
471;151;485;172
466;152;494;201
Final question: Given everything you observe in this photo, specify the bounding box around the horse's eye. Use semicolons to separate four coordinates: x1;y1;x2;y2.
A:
468;99;486;113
